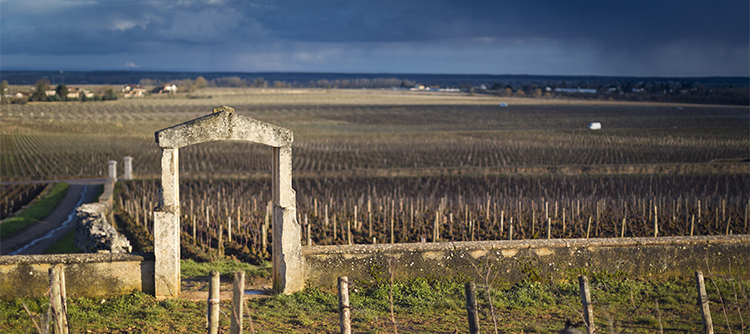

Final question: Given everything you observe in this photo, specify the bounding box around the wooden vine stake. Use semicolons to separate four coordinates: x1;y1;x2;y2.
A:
231;271;245;334
578;276;595;334
695;271;714;334
464;282;480;334
338;276;352;334
654;205;659;237
208;271;220;334
49;264;69;334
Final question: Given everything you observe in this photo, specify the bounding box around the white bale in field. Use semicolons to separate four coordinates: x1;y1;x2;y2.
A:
588;122;602;130
499;102;508;107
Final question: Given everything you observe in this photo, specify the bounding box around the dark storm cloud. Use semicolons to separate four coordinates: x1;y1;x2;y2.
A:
256;0;749;47
1;0;747;75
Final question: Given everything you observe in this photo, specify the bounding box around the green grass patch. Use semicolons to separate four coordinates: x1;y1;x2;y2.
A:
0;182;69;238
44;229;82;254
1;275;748;333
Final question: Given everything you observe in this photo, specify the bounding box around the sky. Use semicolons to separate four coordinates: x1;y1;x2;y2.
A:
1;0;748;76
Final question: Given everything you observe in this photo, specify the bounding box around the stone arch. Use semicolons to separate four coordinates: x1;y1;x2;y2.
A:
153;107;302;297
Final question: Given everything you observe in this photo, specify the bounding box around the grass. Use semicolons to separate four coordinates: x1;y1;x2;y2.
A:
44;229;82;254
0;182;69;238
2;268;747;333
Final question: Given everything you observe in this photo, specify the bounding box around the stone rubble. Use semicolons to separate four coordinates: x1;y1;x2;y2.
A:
74;203;132;253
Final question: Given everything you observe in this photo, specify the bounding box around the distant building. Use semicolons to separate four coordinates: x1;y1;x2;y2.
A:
152;84;178;94
555;88;597;94
123;84;146;98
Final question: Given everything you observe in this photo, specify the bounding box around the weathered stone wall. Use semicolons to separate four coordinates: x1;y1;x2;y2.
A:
303;235;749;287
0;253;154;300
75;202;132;253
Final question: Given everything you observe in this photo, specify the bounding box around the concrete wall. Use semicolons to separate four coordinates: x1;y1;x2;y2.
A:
303;235;749;287
0;253;154;300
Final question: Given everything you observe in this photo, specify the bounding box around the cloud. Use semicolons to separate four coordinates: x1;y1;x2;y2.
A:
1;0;747;76
125;62;140;68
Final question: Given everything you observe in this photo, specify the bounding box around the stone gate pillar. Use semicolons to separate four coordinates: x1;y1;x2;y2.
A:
272;145;303;292
154;148;180;297
154;107;303;297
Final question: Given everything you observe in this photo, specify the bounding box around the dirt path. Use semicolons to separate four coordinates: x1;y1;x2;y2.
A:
0;180;103;255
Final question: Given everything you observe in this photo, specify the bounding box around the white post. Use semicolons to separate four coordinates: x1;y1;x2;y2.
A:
107;160;117;179
123;156;133;180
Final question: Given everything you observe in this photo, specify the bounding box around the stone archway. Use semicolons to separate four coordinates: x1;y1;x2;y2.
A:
153;106;303;297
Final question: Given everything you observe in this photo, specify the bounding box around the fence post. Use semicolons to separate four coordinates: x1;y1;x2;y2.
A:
208;271;220;334
49;264;69;334
695;271;714;334
578;276;595;334
231;271;245;334
464;282;480;334
338;276;352;334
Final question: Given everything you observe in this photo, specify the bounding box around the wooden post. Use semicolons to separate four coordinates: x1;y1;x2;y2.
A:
338;276;352;334
208;271;220;334
509;217;513;241
464;282;480;334
307;219;312;246
262;220;268;252
347;219;352;245
654;205;659;237
695;271;714;334
49;264;69;334
578;276;595;334
228;217;233;242
433;210;440;242
546;218;551;239
725;217;731;235
586;216;592;239
691;215;695;236
231;272;245;334
621;217;626;238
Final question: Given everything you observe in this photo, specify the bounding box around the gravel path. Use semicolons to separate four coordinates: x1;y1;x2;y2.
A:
0;179;104;255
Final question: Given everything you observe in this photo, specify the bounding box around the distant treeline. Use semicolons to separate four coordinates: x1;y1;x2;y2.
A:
2;70;747;105
3;70;747;89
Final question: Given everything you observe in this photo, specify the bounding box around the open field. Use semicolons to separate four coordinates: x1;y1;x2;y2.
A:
1;89;748;180
3;270;748;333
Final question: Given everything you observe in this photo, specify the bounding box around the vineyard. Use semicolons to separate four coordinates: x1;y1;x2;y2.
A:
1;89;748;180
1;88;748;260
0;183;46;220
115;174;749;262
